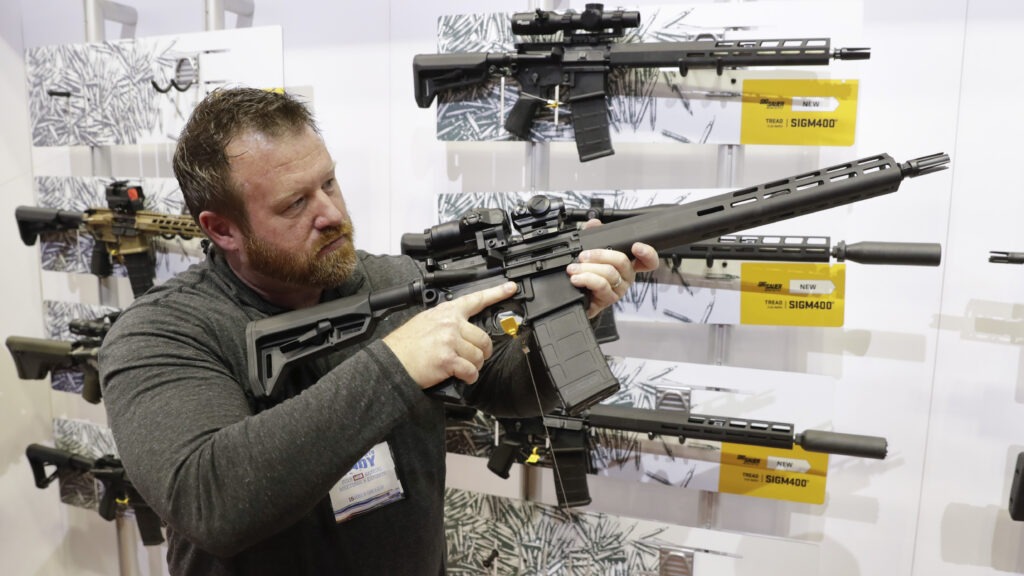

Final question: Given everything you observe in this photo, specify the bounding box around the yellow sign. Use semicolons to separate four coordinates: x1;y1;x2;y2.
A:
740;263;846;327
740;79;859;146
718;443;829;504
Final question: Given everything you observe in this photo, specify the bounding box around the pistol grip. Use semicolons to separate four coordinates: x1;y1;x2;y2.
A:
487;441;518;480
81;368;102;404
97;483;118;521
135;506;166;546
505;97;543;139
89;241;113;277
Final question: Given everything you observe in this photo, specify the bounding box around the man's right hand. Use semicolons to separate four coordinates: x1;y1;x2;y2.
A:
382;281;518;389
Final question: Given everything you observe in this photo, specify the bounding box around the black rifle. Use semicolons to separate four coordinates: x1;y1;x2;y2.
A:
25;443;164;546
16;181;204;298
247;152;947;415
989;251;1024;264
487;404;888;507
5;312;118;404
413;4;869;162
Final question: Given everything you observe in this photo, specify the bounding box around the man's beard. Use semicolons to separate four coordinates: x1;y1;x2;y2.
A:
243;222;357;289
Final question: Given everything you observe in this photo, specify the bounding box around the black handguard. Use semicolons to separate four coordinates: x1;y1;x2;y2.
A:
574;153;948;254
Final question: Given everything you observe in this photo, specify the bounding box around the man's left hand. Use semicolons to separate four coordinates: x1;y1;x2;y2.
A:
565;222;660;318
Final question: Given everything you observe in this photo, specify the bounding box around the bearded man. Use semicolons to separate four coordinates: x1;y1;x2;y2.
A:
99;87;658;575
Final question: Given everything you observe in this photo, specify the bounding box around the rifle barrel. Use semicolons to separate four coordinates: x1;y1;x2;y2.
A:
990;251;1024;264
797;430;888;459
834;240;941;266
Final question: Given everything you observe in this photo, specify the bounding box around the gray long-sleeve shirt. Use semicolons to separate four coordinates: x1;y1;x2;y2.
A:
99;247;550;575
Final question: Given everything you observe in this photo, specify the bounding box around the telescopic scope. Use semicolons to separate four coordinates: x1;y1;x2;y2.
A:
511;3;640;36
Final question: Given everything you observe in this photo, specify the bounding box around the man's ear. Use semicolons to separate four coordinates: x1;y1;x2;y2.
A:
199;210;243;252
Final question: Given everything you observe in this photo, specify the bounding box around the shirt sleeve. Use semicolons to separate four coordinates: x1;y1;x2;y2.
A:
99;296;425;557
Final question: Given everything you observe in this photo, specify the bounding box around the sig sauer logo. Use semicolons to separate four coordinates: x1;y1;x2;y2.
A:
759;97;785;109
737;454;762;466
757;281;783;292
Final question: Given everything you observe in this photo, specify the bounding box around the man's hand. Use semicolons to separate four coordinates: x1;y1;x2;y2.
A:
566;220;660;318
383;281;518;389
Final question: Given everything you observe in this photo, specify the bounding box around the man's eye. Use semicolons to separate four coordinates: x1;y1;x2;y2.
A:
324;178;336;192
288;197;305;211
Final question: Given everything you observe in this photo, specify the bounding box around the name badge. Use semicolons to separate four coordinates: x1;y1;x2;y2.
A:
328;441;405;523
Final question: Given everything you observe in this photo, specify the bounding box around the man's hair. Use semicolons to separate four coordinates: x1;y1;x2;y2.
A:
173;87;320;232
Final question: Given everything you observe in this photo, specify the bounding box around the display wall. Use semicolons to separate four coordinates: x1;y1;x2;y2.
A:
1;1;1021;575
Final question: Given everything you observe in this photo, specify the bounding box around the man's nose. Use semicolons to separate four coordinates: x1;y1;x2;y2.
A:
312;192;345;230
